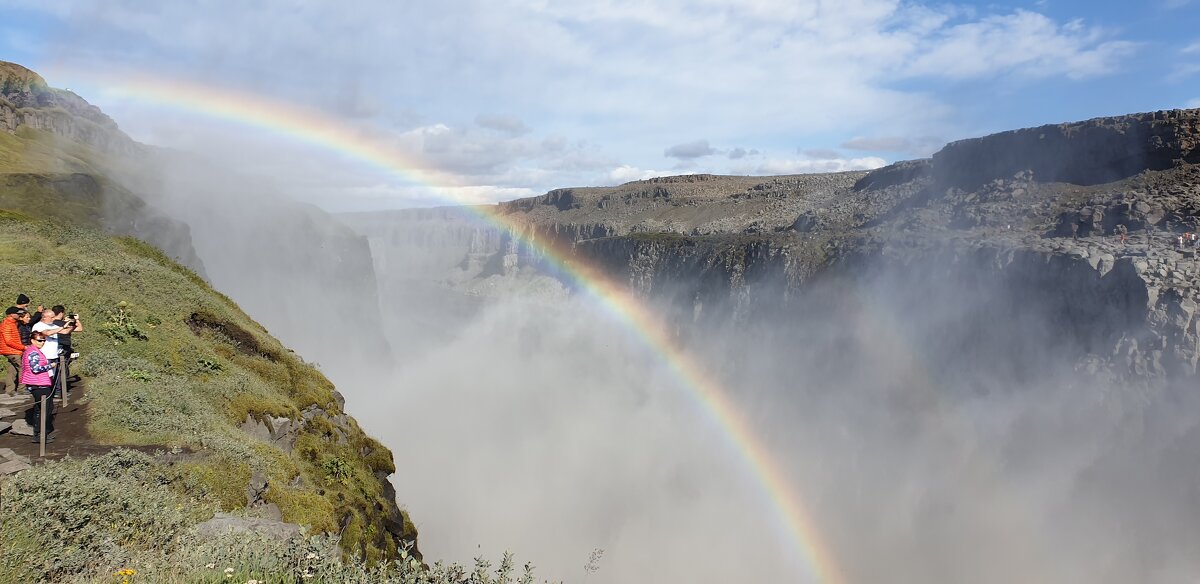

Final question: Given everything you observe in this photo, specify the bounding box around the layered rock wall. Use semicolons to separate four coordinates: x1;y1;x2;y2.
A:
933;109;1200;189
343;109;1200;387
1;62;138;155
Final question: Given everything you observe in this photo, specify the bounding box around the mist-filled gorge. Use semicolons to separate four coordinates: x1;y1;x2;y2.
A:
333;218;1200;583
4;3;1200;583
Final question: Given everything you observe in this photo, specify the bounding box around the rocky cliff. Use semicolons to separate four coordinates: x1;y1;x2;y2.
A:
0;60;390;380
0;62;205;272
349;109;1200;387
0;62;138;155
0;61;415;572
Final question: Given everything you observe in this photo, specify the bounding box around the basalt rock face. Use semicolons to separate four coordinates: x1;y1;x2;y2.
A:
932;109;1200;190
0;61;137;155
349;109;1200;387
0;61;195;268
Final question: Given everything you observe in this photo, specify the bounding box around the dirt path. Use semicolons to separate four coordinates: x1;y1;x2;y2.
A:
0;380;145;462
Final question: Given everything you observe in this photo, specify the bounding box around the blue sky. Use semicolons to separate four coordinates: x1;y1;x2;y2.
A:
1;0;1198;211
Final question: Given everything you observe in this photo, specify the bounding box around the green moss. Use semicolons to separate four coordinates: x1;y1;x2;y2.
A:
178;458;252;511
227;391;297;424
0;208;32;223
362;438;397;474
0;194;409;571
265;486;337;534
0;523;41;584
116;236;212;291
0;231;56;263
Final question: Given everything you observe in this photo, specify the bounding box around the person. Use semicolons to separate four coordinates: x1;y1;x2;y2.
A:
50;305;81;360
49;306;81;395
1116;224;1128;245
17;309;32;346
22;332;56;443
15;294;42;320
31;310;74;384
0;307;25;395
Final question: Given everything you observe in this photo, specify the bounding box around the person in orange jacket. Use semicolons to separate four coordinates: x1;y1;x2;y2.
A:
0;307;28;395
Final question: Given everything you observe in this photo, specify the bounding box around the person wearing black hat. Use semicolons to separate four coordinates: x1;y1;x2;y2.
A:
16;294;43;322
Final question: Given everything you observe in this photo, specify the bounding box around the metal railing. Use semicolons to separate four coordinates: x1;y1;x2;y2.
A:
35;352;74;458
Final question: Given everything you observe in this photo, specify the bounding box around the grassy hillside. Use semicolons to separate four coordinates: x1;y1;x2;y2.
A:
0;211;419;581
0;60;534;583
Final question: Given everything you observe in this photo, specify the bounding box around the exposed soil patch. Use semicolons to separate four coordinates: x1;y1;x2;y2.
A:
0;380;161;462
186;311;279;360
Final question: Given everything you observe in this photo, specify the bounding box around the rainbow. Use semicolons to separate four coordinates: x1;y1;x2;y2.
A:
56;70;850;584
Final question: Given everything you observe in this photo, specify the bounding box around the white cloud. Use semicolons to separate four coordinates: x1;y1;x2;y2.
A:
906;10;1136;80
606;165;680;184
15;0;1141;208
799;148;843;160
1182;40;1200;54
1186;98;1200;109
664;139;716;159
305;182;538;212
727;147;762;160
841;135;945;156
746;156;887;175
475;114;531;136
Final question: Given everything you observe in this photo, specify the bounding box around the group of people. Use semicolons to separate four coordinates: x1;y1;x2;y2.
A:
1176;232;1200;251
0;294;83;443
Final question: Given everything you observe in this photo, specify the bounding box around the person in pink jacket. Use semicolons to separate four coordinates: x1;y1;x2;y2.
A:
22;332;56;442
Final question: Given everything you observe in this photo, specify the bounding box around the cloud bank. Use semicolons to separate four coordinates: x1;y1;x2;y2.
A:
10;0;1144;208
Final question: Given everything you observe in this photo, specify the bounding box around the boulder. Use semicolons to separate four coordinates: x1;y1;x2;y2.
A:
0;394;30;406
0;447;29;464
7;419;31;436
195;513;302;542
0;459;30;475
239;414;272;442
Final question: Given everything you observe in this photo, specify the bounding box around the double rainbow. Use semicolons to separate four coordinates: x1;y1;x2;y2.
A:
62;71;849;584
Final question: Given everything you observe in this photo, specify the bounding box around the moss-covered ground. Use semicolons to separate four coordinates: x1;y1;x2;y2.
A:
0;213;415;580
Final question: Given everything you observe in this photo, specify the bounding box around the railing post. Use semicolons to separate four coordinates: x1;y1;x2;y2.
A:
60;357;68;407
39;394;46;457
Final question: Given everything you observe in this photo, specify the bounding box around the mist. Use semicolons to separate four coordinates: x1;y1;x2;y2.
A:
293;213;1200;583
65;135;1200;582
9;3;1199;581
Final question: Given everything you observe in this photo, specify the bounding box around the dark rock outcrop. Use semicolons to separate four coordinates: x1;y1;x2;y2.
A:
345;108;1200;387
1;62;137;154
932;109;1200;190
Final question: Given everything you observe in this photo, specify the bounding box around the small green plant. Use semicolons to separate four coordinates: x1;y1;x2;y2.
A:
195;357;223;372
125;368;155;382
322;455;354;485
97;301;149;343
144;314;162;326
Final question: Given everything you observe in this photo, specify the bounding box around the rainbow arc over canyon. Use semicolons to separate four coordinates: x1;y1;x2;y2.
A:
66;71;849;584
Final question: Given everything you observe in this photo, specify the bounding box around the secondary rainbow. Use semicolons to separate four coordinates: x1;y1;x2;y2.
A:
64;70;851;584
